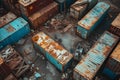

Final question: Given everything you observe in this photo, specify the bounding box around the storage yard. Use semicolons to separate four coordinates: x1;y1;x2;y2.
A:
0;0;120;80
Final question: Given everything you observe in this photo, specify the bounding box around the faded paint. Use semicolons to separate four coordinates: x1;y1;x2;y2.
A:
0;12;17;28
32;32;73;66
0;17;30;49
111;42;120;62
112;13;120;29
78;2;110;30
70;0;87;19
74;31;119;80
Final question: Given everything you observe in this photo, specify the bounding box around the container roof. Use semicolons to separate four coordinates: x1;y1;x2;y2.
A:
111;13;120;29
78;2;110;30
32;32;73;65
0;12;17;28
0;17;28;41
74;31;119;80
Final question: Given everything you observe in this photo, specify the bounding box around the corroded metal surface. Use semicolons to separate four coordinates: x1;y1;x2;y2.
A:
0;17;29;41
111;42;120;62
29;2;58;28
112;13;120;29
74;31;119;80
0;12;17;28
0;45;23;70
32;32;73;65
78;2;110;30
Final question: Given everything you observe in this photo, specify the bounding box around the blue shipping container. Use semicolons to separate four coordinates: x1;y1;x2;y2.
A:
73;31;119;80
77;2;110;39
32;32;73;72
0;17;30;49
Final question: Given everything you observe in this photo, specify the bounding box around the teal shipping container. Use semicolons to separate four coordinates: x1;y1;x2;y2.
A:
73;31;119;80
32;32;73;72
55;0;76;12
77;2;110;39
0;17;30;49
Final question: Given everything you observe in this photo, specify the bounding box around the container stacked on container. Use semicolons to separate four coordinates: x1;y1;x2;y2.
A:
102;42;120;80
0;12;17;28
0;17;30;49
73;31;119;80
32;32;73;72
70;0;98;19
109;13;120;37
29;2;58;29
76;2;110;39
0;45;29;77
19;0;54;17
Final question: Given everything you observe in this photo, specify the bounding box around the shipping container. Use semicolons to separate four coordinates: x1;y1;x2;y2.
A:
0;45;29;77
19;0;54;17
0;17;30;49
102;42;120;80
73;31;119;80
70;0;98;19
0;57;11;80
0;12;17;28
109;13;120;37
76;2;110;39
29;2;58;29
55;0;76;12
32;32;73;72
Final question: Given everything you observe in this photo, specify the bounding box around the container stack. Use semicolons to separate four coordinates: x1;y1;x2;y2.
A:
18;0;58;29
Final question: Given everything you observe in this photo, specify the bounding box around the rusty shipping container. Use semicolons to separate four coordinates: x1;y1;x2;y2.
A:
76;2;110;39
109;13;120;37
0;12;17;28
73;31;119;80
32;32;73;72
103;42;120;80
0;17;30;49
70;0;98;19
29;2;58;29
19;0;54;17
0;45;29;77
